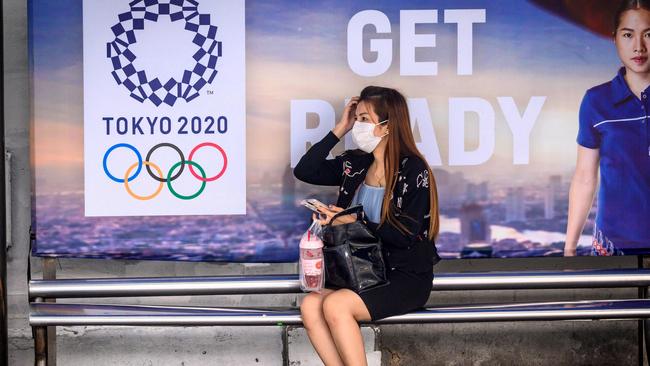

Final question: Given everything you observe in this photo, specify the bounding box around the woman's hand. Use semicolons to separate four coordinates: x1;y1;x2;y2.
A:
332;97;359;139
313;205;357;226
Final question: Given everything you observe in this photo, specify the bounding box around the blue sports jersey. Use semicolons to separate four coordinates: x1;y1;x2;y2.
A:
577;67;650;248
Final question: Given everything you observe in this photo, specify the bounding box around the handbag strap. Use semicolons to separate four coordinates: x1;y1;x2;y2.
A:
329;204;365;225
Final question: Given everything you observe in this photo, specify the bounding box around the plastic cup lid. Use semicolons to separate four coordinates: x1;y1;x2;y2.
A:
301;236;323;249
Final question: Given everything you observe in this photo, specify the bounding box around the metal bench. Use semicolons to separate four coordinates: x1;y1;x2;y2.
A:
28;269;650;365
29;299;650;326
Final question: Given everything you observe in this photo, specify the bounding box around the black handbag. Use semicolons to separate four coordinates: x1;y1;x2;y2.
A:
321;205;389;293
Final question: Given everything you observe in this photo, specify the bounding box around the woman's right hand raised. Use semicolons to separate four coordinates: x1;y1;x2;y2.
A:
332;96;359;139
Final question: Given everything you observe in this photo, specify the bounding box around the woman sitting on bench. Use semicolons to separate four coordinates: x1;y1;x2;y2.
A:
294;86;441;365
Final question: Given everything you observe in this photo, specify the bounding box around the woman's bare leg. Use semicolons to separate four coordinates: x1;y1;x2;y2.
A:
322;289;372;366
300;289;344;366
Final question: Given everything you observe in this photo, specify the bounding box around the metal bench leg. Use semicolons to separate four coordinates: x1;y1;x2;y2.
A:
638;255;650;366
640;319;650;365
46;325;56;366
34;326;47;366
43;259;57;366
32;259;58;366
32;295;49;366
282;325;289;366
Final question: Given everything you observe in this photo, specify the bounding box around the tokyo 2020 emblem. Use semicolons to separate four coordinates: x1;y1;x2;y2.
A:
106;0;221;107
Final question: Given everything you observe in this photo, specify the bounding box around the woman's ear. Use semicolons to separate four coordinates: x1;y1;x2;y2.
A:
377;123;389;137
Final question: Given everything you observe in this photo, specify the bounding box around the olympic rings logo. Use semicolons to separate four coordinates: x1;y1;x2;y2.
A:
103;142;227;200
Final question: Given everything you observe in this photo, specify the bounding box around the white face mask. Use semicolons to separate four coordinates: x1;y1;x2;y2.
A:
351;119;388;153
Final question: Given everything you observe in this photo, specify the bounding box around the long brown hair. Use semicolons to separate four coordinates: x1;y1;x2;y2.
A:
358;86;440;240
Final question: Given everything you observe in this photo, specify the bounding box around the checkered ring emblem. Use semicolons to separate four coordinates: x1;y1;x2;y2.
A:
106;0;221;107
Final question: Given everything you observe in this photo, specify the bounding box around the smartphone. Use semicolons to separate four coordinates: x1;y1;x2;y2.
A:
300;199;327;213
306;198;327;209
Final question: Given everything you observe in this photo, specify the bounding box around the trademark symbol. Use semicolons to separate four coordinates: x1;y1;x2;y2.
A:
207;90;214;95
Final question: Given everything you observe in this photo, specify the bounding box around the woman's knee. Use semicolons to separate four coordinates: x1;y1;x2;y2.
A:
300;293;324;328
322;292;350;327
323;290;371;325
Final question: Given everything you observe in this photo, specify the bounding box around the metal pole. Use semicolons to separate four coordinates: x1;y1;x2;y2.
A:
0;0;9;363
638;255;650;365
34;324;47;366
43;259;56;366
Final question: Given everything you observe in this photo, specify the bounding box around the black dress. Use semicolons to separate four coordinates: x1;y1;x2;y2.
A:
294;132;440;320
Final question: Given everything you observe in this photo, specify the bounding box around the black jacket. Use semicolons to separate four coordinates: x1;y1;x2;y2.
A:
294;131;440;272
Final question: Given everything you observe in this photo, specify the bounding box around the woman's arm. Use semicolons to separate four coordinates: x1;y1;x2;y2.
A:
293;97;359;186
564;145;599;256
293;132;344;186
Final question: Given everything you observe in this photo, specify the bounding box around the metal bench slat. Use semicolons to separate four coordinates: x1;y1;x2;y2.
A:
28;269;650;298
29;274;301;298
29;299;650;326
